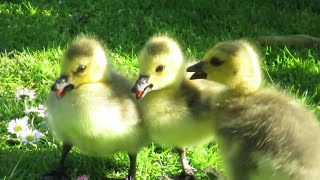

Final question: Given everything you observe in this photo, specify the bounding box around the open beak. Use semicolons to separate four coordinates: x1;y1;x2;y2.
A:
186;61;208;80
51;75;74;98
131;75;153;100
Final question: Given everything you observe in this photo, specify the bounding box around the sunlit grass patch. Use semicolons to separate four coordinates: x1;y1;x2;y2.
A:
0;0;319;179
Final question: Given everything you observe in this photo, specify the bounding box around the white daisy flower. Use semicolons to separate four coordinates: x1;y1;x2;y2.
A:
7;117;29;136
38;111;46;118
20;129;43;144
23;104;47;118
37;104;47;111
77;175;89;180
23;107;37;114
15;89;36;100
37;104;47;118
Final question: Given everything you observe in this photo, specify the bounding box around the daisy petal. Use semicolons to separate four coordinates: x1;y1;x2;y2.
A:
15;89;36;100
20;129;43;144
7;117;29;136
77;175;89;180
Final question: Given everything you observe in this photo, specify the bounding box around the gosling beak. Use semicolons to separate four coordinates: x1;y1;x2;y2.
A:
131;75;153;100
51;75;74;98
186;61;207;80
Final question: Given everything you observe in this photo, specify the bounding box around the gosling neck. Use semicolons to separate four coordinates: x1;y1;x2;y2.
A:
102;66;112;83
229;76;262;96
170;65;186;91
157;69;185;96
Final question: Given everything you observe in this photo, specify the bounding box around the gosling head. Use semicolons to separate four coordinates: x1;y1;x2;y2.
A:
131;35;185;100
51;35;109;98
187;40;262;94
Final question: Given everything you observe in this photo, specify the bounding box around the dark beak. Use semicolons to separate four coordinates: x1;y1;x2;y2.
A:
186;61;208;80
131;75;153;100
51;75;74;98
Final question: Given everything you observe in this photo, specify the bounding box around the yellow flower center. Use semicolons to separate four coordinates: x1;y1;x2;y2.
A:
26;135;35;141
14;125;22;132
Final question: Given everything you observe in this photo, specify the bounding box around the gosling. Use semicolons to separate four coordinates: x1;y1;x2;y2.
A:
43;35;148;180
187;40;320;180
131;35;224;179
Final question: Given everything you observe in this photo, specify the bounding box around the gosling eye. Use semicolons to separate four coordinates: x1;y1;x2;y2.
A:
76;65;87;73
155;65;165;72
210;57;224;66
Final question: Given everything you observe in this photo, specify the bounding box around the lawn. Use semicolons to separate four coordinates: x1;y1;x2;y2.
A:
0;0;319;179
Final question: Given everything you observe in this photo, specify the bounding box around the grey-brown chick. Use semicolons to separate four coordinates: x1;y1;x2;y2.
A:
187;40;320;180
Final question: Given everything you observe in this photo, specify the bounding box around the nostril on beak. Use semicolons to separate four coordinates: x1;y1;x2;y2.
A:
51;84;56;91
57;75;68;84
131;87;137;93
195;63;202;69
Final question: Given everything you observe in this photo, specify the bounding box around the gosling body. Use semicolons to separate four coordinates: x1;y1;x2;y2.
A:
214;88;320;180
137;80;216;148
47;73;145;156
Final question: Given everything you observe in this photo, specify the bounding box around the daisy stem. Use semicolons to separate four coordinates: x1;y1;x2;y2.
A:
9;151;25;179
24;98;29;110
31;116;35;129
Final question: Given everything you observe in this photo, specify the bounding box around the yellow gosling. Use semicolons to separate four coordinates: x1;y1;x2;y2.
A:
43;35;148;180
132;35;224;178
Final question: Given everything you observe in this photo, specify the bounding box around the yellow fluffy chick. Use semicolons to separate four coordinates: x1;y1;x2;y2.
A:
187;40;320;180
43;35;147;180
131;35;224;178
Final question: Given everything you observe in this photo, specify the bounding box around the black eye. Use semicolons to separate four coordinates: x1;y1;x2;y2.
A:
76;65;87;73
210;57;224;66
155;65;165;72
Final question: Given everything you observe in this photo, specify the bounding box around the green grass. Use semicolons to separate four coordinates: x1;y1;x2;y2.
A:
0;0;320;179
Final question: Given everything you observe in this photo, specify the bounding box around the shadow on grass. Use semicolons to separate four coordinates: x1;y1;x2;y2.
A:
0;144;132;179
1;0;320;55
